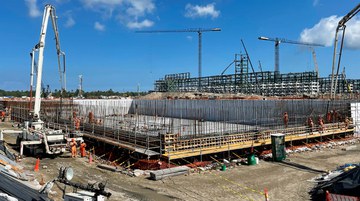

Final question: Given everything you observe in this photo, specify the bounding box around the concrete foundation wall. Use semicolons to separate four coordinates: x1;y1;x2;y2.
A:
73;99;350;127
351;102;360;134
74;99;133;118
131;99;349;126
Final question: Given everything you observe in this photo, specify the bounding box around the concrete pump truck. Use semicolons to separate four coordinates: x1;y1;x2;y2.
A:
11;4;82;156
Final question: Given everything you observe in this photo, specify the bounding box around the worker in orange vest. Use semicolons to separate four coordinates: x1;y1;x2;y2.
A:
308;117;314;134
80;140;87;157
88;112;94;124
283;112;289;128
0;111;5;122
70;138;77;158
326;111;332;123
74;118;80;130
318;116;325;132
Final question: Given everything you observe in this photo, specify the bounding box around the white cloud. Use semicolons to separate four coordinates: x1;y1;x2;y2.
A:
65;16;75;28
185;3;220;19
94;21;106;31
55;0;70;3
126;0;155;17
81;0;122;18
313;0;319;6
127;19;153;29
81;0;155;29
186;35;193;40
300;15;360;49
63;11;75;28
25;0;41;17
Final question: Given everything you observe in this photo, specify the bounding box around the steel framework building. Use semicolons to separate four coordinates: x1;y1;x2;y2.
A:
154;71;360;96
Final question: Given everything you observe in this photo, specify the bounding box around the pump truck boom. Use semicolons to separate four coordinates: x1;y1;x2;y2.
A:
14;4;82;156
330;3;360;99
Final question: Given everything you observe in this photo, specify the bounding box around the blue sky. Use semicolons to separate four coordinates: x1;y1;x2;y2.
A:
1;0;360;92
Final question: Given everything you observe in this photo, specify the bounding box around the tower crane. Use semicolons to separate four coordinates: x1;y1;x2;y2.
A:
330;3;360;99
78;75;83;98
258;36;324;73
311;47;319;78
136;28;221;91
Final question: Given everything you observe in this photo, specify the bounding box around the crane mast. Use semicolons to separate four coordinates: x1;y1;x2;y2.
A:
136;28;221;91
311;48;319;78
32;4;65;128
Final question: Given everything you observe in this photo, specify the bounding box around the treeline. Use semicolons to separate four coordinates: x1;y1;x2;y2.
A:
0;90;28;97
0;89;148;98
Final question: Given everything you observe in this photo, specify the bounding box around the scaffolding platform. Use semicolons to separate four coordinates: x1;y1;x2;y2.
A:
162;122;354;160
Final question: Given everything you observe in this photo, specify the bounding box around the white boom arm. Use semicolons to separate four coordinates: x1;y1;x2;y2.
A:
33;4;65;122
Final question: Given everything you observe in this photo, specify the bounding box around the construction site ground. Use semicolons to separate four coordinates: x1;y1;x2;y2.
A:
1;122;360;201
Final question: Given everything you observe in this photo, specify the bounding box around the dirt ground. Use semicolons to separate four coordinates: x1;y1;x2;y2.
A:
1;121;360;201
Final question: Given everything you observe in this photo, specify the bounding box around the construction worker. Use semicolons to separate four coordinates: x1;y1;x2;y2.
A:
0;110;5;122
88;112;94;124
318;116;325;132
326;111;332;123
332;110;338;123
80;140;87;157
308;117;314;134
283;112;289;128
74;117;80;130
70;138;77;158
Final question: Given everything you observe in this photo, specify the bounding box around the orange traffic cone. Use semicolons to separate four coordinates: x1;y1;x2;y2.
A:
34;158;40;172
89;153;93;164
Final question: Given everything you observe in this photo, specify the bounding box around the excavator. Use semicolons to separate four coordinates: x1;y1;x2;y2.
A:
3;4;82;156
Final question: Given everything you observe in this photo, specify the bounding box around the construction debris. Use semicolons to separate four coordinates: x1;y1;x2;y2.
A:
260;138;360;160
97;164;121;172
310;164;360;200
150;166;190;181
